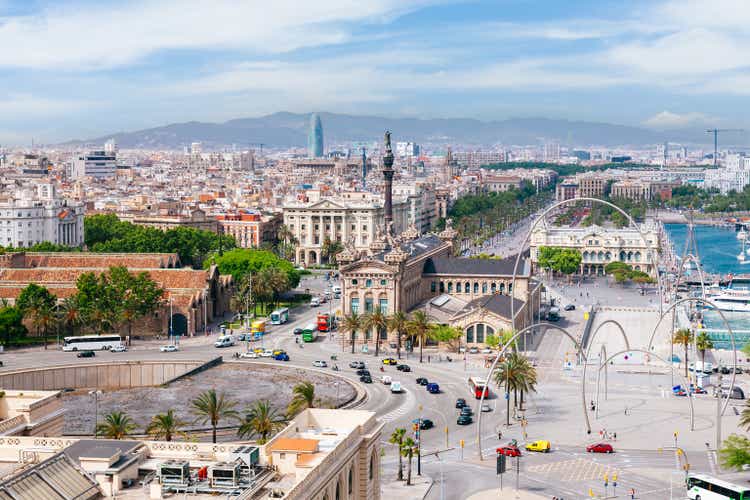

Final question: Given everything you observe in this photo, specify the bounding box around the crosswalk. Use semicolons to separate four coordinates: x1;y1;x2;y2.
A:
377;389;414;423
526;457;620;482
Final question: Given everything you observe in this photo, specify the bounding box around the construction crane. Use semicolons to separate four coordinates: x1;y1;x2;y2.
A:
706;129;744;167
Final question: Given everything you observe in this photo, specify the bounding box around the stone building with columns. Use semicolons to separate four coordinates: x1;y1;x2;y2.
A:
282;192;409;266
529;221;660;277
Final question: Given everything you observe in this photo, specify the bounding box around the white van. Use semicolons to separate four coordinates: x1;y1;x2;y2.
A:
390;381;402;393
214;336;235;348
310;297;321;307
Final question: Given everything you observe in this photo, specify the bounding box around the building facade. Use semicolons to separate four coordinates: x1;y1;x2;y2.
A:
217;212;282;248
71;150;117;179
308;113;324;158
529;222;660;276
0;183;84;248
118;207;218;233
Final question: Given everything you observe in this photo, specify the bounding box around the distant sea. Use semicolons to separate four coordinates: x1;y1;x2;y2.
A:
664;223;750;348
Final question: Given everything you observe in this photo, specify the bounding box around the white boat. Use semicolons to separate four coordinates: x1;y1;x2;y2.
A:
711;290;750;312
739;230;748;241
740;238;748;262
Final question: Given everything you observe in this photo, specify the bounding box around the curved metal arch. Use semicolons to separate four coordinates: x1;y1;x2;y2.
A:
596;347;695;430
673;253;707;302
646;297;737;416
509;197;664;323
475;322;586;460
581;319;631;433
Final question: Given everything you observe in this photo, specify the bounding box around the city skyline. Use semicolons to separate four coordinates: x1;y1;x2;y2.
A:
1;0;749;144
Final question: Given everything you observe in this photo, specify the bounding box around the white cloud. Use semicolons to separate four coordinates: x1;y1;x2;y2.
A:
0;0;436;69
0;93;90;115
642;111;715;129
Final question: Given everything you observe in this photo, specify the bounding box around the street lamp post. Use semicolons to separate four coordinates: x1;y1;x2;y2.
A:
89;390;102;438
169;297;173;342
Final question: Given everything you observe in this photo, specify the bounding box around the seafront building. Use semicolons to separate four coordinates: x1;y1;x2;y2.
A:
529;221;661;277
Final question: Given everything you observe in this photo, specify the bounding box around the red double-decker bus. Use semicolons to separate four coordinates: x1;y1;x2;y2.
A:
317;313;331;332
468;376;489;399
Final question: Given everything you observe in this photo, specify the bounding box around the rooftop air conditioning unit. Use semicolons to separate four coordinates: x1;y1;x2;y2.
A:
157;460;190;485
209;461;242;488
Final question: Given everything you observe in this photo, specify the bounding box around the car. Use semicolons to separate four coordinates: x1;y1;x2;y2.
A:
272;349;286;356
110;345;128;353
313;360;328;368
382;375;392;385
356;368;370;376
77;350;95;358
481;403;492;412
674;389;687;397
412;418;434;430
460;406;473;416
253;347;265;354
525;440;551;453
480;348;493;354
293;328;303;335
496;445;521;457
310;297;321;307
397;364;411;372
690;386;707;395
720;386;746;399
239;351;258;359
721;366;731;375
360;375;373;384
390;381;402;393
274;353;290;361
382;358;398;365
586;443;614;454
468;347;479;354
457;415;473;425
564;304;576;311
260;350;274;358
350;361;365;369
455;398;467;409
734;367;744;374
426;382;440;394
160;345;178;352
416;377;429;386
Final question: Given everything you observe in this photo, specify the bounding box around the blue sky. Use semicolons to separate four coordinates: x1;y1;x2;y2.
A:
0;0;749;144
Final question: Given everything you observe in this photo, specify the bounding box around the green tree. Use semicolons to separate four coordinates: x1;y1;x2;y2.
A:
0;306;27;344
430;324;463;352
719;434;750;470
191;389;239;444
407;310;432;363
672;328;694;378
695;331;714;365
400;437;418;485
238;400;287;444
209;248;300;288
342;312;361;354
485;333;500;349
321;237;344;265
387;311;409;360
742;341;750;359
287;382;316;417
109;266;164;339
146;409;187;442
493;352;537;425
362;308;388;357
96;411;137;439
276;224;298;261
16;284;57;342
740;399;750;431
389;428;406;481
60;296;84;336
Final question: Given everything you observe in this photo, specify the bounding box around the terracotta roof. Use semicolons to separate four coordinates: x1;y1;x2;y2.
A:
267;438;319;453
295;452;325;467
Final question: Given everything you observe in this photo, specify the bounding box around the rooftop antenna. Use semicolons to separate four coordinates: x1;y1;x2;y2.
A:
706;128;744;167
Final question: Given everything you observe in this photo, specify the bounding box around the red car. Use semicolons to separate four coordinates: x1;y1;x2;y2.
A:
586;443;614;454
496;445;522;457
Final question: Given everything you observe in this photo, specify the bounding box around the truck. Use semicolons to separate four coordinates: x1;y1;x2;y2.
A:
251;320;266;339
214;336;235;348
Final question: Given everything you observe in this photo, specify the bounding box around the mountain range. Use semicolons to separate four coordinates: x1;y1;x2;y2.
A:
65;112;717;150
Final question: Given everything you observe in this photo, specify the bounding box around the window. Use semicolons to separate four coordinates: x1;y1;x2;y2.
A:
348;468;353;494
508;283;512;294
279;452;286;459
365;297;373;312
365;279;372;288
464;283;470;293
369;453;375;480
482;283;487;293
447;282;453;293
439;281;445;293
466;325;474;343
351;279;358;285
379;298;388;313
455;282;460;292
430;281;437;292
351;298;360;314
476;324;485;343
380;279;387;286
491;283;496;293
473;282;479;294
336;481;341;500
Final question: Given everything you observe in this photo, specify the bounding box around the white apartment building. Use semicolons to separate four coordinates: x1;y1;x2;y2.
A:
392;181;438;234
396;141;420;158
71;150;117;179
283;191;409;266
0;183;84;248
704;154;750;194
452;150;505;168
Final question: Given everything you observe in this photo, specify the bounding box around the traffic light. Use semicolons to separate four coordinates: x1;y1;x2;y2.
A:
496;453;507;474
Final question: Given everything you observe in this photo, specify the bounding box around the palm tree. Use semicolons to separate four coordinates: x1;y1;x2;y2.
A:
493;352;536;425
191;389;239;443
146;409;187;442
407;310;432;363
672;328;694;378
387;311;408;360
287;382;316;417
60;296;83;335
389;428;406;481
400;437;418;485
96;411;136;439
276;225;298;261
342;312;361;354
739;401;750;431
363;308;388;357
696;331;714;365
238;400;287;444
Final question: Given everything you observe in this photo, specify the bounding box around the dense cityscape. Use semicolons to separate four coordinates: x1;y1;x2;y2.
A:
3;1;750;500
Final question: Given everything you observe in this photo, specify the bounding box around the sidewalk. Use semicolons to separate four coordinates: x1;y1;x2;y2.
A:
467;488;548;500
381;475;433;500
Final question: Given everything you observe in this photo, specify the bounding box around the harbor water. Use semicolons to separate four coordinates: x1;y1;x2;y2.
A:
665;223;750;349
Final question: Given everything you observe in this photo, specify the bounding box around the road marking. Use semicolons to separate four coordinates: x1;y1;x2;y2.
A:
526;457;620;482
377;389;414;423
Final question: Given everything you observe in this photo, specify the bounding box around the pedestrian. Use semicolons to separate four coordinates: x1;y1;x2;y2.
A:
629;488;635;499
613;432;617;441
